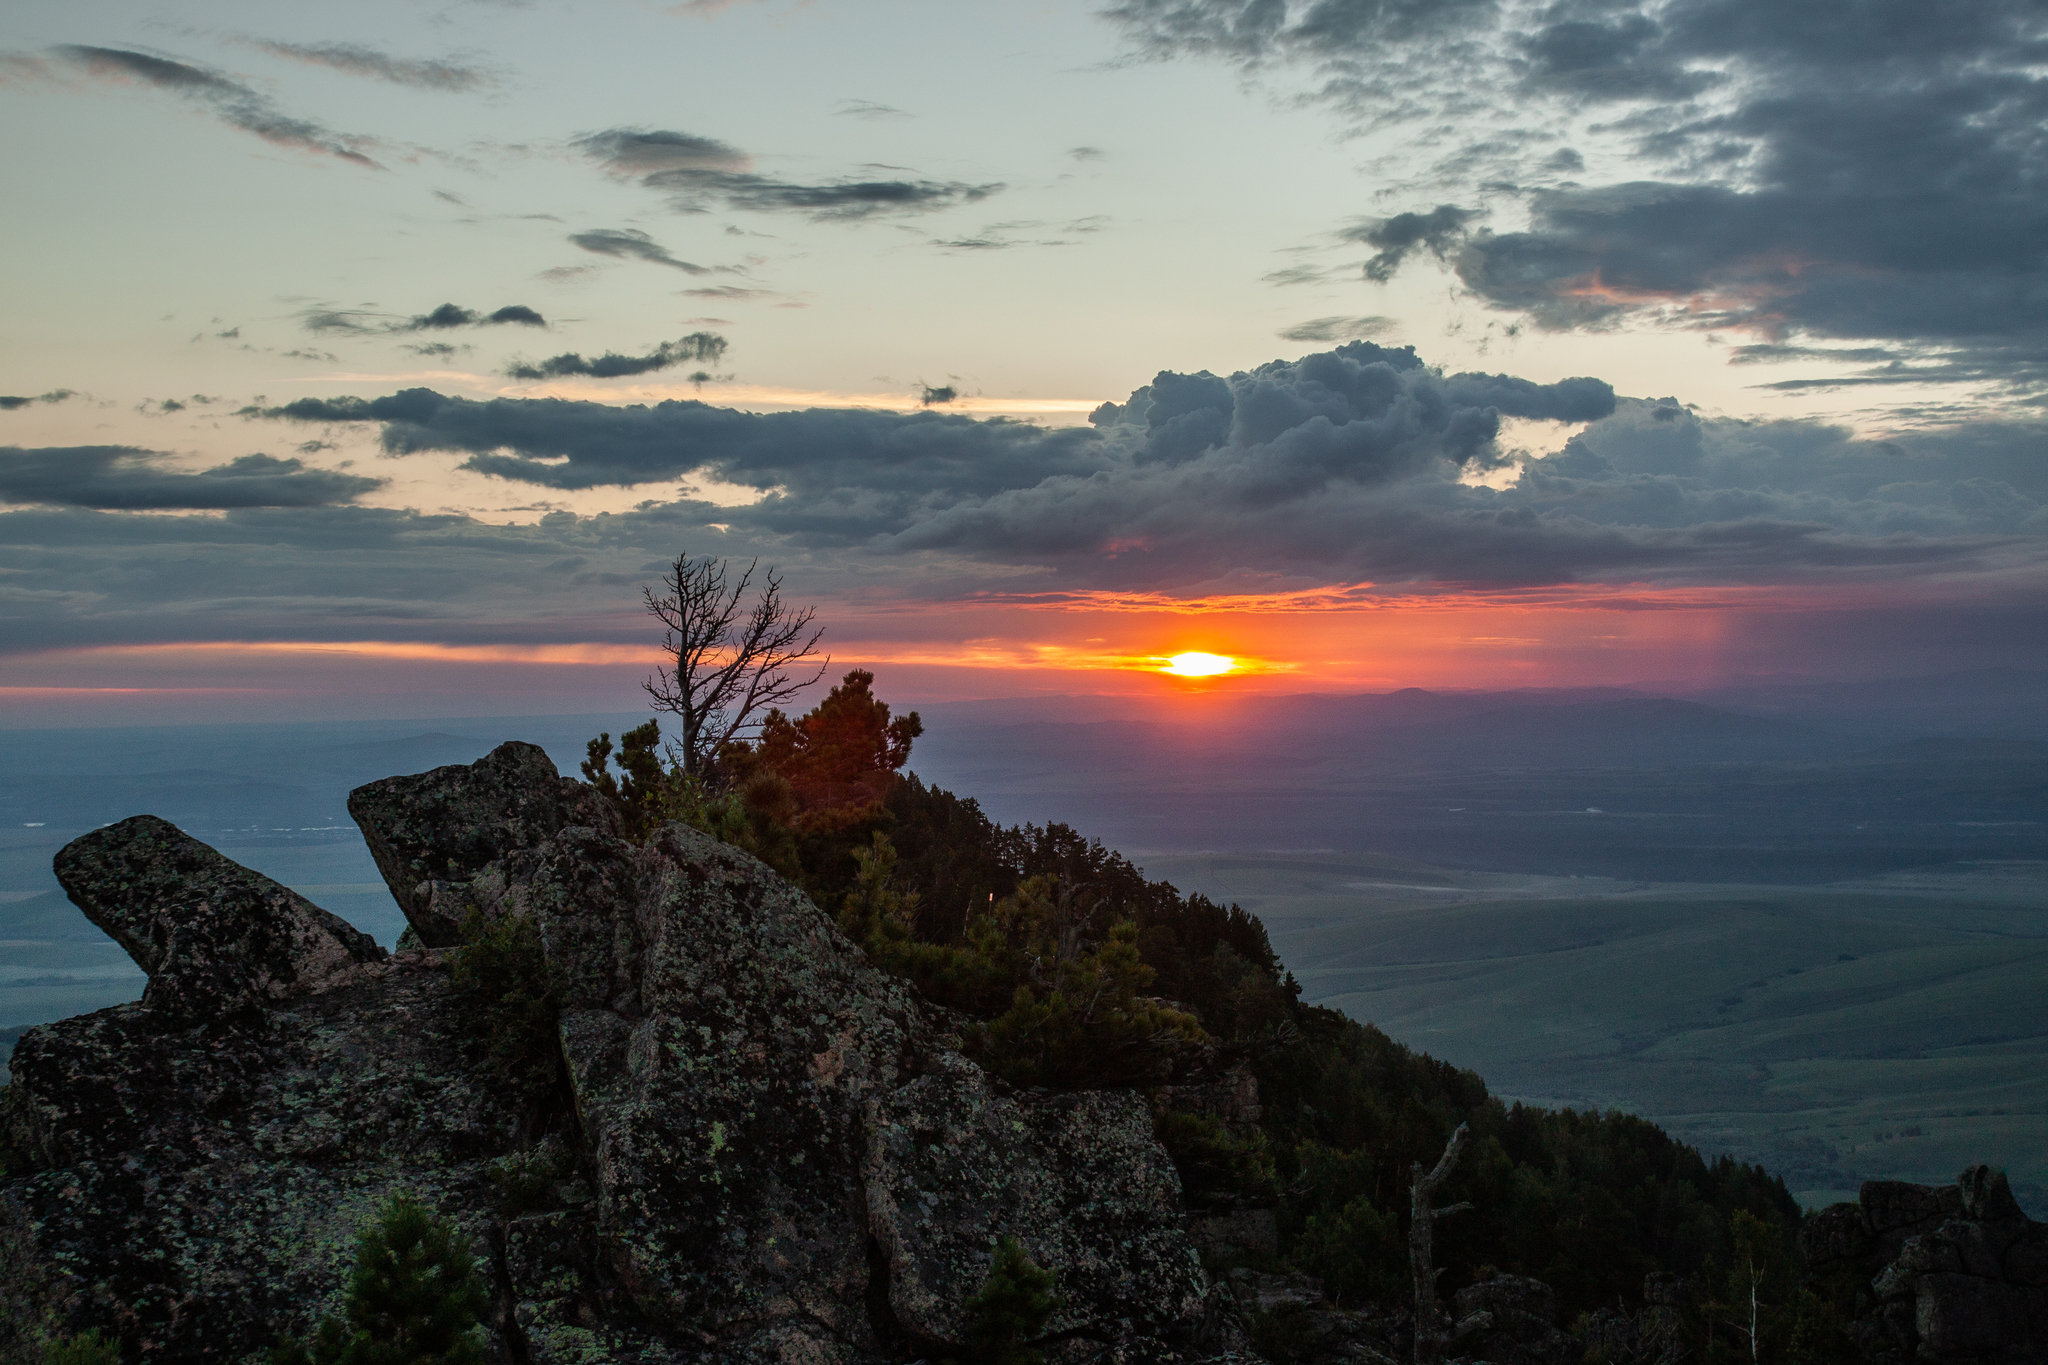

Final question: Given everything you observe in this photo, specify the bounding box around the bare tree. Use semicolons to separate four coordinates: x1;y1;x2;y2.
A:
1410;1122;1472;1365
641;553;828;778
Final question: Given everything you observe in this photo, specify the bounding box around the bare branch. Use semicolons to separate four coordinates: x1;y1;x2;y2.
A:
640;552;829;778
1410;1123;1471;1365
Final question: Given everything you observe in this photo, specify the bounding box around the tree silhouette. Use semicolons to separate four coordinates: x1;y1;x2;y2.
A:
641;553;827;779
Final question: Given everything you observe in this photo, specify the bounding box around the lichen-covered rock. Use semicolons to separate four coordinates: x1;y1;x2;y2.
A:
1452;1273;1581;1365
4;742;1247;1365
347;740;618;947
863;1050;1207;1346
551;821;928;1357
54;814;383;1018
0;958;525;1363
1808;1165;2048;1365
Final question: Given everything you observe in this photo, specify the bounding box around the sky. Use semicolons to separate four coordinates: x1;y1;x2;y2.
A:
3;0;2046;724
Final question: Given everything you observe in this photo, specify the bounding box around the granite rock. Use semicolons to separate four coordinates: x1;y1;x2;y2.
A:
1805;1165;2048;1365
346;740;618;947
53;814;383;1019
4;742;1248;1365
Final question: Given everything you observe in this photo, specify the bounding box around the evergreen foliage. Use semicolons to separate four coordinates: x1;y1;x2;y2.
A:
270;1193;487;1365
448;909;563;1102
580;720;676;840
588;675;1814;1327
38;1333;118;1365
952;1236;1058;1365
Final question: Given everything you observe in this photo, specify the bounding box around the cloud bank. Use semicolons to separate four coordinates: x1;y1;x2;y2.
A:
1109;0;2048;395
248;340;2048;595
3;343;2041;658
0;448;383;510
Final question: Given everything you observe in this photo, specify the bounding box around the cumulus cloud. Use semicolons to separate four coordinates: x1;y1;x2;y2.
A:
1108;0;2048;396
51;45;381;166
250;40;491;91
0;447;383;509
568;228;709;274
503;331;728;380
574;125;1002;220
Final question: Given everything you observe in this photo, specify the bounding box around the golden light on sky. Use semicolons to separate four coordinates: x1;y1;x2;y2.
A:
1161;652;1237;677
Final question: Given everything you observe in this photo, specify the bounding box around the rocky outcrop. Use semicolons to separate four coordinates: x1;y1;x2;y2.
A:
1805;1166;2048;1364
2;743;1250;1365
347;740;618;947
52;813;383;1018
1449;1274;1580;1365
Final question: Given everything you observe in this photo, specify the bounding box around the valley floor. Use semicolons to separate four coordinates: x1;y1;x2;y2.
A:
1143;851;2048;1215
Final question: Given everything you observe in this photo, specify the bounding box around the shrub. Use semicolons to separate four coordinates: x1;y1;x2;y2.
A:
448;910;563;1102
40;1333;118;1365
270;1192;487;1365
952;1236;1058;1365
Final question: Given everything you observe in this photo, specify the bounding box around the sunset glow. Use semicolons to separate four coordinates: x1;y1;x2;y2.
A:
1161;652;1237;677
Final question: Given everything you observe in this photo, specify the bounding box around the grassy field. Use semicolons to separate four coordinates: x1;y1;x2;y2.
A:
1141;852;2048;1214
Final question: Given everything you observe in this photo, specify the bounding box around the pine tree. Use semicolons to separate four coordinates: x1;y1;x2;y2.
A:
954;1237;1058;1365
271;1193;487;1365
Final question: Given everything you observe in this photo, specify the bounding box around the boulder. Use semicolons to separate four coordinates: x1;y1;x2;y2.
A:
1813;1164;2048;1365
347;740;618;947
0;956;526;1362
864;1051;1207;1346
52;814;383;1018
1452;1272;1581;1365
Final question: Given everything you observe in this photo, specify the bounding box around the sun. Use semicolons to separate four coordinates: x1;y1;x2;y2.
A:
1161;652;1236;677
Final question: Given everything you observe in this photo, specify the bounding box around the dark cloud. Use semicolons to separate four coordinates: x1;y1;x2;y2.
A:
0;389;75;410
919;384;959;406
575;128;750;175
568;228;709;274
1068;146;1106;161
305;303;547;335
1107;0;2048;396
1279;316;1394;343
1263;264;1327;286
1343;205;1479;283
53;45;381;167
652;168;1003;220
0;447;382;509
251;41;490;91
404;302;548;330
683;285;774;301
503;332;728;381
575;126;1002;221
